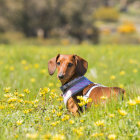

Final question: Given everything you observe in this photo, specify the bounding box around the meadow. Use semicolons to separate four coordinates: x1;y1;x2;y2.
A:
0;44;139;140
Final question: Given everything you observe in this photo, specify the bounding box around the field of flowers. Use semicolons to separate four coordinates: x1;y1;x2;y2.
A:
0;44;139;140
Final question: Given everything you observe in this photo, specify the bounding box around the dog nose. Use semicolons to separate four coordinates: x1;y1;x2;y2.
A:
58;74;64;79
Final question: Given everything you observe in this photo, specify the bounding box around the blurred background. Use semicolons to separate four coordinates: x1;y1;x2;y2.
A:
0;0;140;46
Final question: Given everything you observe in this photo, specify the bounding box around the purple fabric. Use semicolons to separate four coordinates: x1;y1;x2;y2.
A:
63;77;93;98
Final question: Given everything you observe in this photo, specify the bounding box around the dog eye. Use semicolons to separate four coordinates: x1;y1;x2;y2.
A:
68;63;73;67
57;62;60;65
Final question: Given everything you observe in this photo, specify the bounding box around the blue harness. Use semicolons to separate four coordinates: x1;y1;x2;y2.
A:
60;76;104;106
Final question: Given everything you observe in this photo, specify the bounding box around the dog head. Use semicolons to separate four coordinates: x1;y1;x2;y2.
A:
48;54;88;84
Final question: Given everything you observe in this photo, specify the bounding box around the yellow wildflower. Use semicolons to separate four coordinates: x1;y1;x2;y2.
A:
4;93;12;98
3;87;11;93
21;60;27;65
17;99;23;103
120;71;125;76
52;134;65;140
133;68;138;73
118;109;127;116
40;69;46;74
58;105;63;110
18;94;25;98
16;120;23;125
129;59;138;64
91;133;104;137
57;97;63;102
51;89;56;93
135;96;140;104
77;96;92;107
0;105;5;110
62;115;70;121
48;83;54;87
78;102;85;107
80;119;85;123
69;120;75;124
34;104;38;108
91;133;98;137
50;92;58;99
98;133;104;136
56;83;60;87
8;97;17;103
129;59;134;64
23;110;29;114
9;104;15;109
127;99;136;106
39;91;45;96
14;135;18;138
9;66;14;71
14;91;18;96
108;134;116;140
52;109;56;113
29;101;34;105
110;75;116;80
137;122;140;127
43;87;50;93
51;121;59;126
24;66;29;70
73;127;84;136
109;114;115;118
26;133;38;139
30;78;36;83
34;99;39;103
24;88;30;94
39;88;50;96
94;120;105;126
45;117;50;121
57;112;62;117
34;63;39;69
42;133;51;139
100;96;108;100
119;84;124;88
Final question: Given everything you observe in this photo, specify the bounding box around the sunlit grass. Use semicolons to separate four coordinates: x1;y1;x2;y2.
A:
0;44;139;140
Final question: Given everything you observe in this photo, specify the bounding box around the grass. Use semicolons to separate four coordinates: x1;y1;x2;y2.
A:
0;44;139;140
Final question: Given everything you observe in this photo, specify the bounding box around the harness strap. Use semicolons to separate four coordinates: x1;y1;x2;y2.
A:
60;76;84;92
62;77;93;106
83;84;103;100
83;83;106;109
63;90;73;105
63;83;105;106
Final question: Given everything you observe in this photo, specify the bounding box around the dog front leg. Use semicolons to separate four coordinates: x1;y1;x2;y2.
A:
67;97;79;116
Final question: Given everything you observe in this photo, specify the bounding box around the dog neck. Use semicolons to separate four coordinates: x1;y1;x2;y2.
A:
60;76;84;93
60;74;80;86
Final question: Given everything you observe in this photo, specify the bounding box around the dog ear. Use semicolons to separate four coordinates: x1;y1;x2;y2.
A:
48;54;60;75
74;55;88;76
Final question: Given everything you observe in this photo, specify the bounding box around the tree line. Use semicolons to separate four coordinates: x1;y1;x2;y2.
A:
0;0;136;43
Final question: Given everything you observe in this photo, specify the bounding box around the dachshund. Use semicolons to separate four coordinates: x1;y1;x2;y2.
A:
48;54;125;115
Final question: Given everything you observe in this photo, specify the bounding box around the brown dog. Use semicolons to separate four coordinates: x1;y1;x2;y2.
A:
48;54;125;115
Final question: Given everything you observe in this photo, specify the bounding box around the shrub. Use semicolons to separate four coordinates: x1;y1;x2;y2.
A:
93;7;119;22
